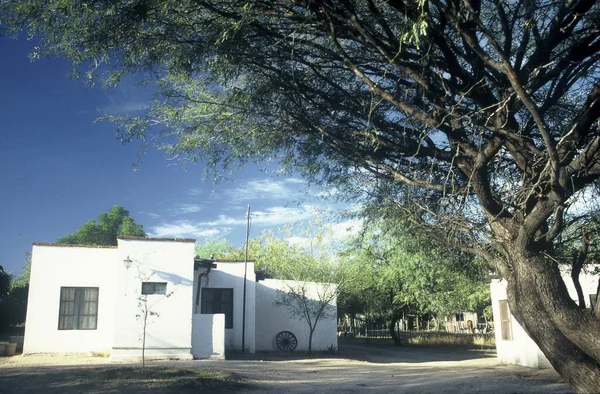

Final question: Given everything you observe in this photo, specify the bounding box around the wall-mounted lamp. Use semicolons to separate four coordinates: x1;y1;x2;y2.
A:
123;255;133;269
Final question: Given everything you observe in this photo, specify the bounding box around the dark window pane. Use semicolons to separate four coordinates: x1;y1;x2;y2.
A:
201;288;234;328
141;282;167;295
58;287;99;330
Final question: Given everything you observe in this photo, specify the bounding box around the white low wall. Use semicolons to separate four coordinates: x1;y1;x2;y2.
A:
191;314;225;359
255;279;338;352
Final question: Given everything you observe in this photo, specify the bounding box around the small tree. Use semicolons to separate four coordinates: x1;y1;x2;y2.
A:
136;293;171;373
274;263;342;354
260;222;351;354
133;265;173;373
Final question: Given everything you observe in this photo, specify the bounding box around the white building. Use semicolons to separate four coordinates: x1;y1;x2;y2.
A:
23;237;338;359
490;268;598;368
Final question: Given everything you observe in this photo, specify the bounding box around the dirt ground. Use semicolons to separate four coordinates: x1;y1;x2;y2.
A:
0;341;574;393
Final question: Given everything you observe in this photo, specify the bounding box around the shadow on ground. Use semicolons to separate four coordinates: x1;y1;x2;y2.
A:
227;338;495;364
0;341;573;394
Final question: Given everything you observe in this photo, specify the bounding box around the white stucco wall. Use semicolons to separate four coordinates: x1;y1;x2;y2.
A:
255;279;338;352
23;245;118;354
193;261;256;353
490;269;598;368
490;279;551;368
110;238;195;360
561;266;599;308
191;314;225;359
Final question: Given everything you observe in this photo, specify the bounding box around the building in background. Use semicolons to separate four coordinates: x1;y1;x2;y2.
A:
490;269;598;368
23;237;337;360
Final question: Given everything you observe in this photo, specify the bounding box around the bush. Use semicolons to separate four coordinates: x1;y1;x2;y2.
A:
405;332;495;348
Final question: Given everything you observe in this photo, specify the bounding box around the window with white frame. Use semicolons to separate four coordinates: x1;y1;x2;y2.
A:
58;287;99;330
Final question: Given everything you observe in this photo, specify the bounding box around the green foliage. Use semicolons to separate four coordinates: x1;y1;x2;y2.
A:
0;266;10;300
0;263;29;331
56;205;145;246
194;239;238;260
10;255;31;290
339;223;490;322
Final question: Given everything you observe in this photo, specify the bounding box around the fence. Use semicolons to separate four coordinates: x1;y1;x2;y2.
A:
338;319;494;339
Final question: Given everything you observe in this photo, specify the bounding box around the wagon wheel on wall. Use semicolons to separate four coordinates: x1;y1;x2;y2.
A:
275;331;297;352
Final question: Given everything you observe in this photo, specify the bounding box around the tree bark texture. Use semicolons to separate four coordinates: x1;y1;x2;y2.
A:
504;251;600;393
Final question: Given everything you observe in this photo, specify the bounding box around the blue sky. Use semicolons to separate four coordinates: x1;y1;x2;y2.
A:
0;37;356;275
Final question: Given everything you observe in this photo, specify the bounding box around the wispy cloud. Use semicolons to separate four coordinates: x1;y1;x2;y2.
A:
188;188;204;196
227;177;308;202
287;219;362;249
148;204;318;241
102;79;152;115
148;221;231;240
138;211;161;219
173;204;203;215
203;205;317;227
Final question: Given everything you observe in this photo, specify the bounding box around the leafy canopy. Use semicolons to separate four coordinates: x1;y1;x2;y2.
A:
340;223;490;321
56;205;145;246
3;3;600;388
2;1;599;264
2;1;598;269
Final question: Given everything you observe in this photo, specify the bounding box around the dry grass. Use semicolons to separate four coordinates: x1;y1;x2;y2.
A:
405;332;495;348
0;365;249;393
348;332;496;348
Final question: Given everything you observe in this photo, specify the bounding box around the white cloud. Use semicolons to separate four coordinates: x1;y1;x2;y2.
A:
287;219;363;249
174;204;203;215
138;211;160;219
286;236;313;249
227;177;308;202
148;221;231;240
202;205;318;227
327;219;363;241
103;79;152;115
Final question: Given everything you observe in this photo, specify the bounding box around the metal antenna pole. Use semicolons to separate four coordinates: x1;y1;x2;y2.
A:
242;204;250;352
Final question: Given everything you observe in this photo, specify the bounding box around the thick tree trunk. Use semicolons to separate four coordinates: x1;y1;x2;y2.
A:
504;251;600;393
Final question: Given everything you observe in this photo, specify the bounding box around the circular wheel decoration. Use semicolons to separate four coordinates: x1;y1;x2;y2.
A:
276;331;297;352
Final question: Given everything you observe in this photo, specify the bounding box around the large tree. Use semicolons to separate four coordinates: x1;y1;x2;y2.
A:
2;1;600;390
57;205;145;246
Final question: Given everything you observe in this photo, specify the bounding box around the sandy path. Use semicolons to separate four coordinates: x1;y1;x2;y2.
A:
0;343;573;393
